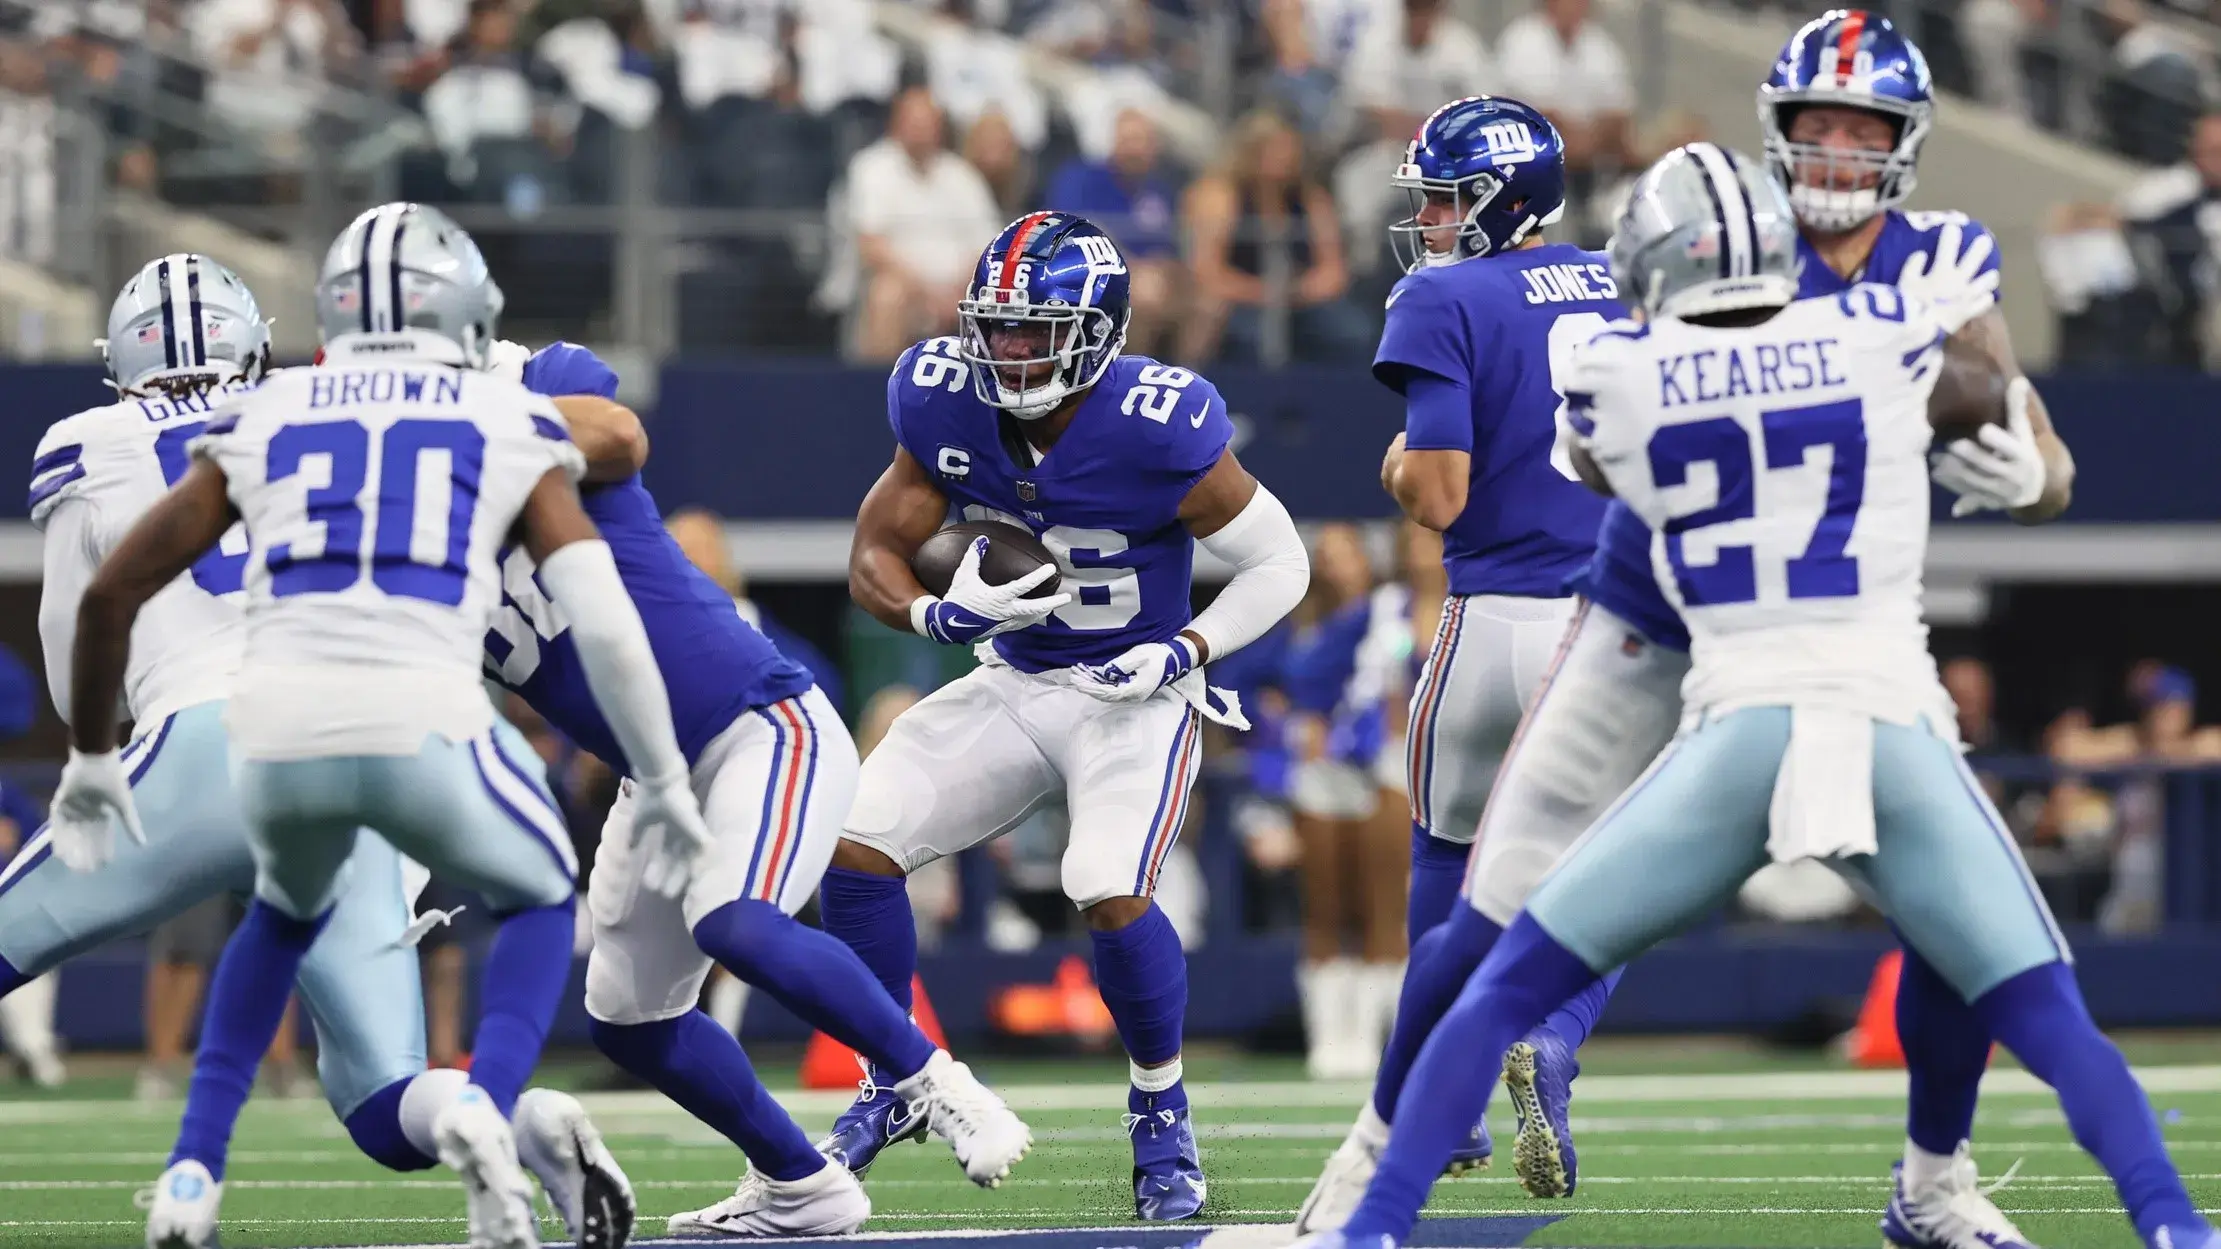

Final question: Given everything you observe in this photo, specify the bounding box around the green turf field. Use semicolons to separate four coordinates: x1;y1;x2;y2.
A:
2;1044;2215;1248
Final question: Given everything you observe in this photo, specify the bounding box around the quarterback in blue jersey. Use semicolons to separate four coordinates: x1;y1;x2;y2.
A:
488;341;1034;1237
1298;13;2084;1249
819;212;1310;1221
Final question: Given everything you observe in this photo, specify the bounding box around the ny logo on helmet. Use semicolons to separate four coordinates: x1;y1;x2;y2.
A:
1478;122;1540;164
1073;235;1126;275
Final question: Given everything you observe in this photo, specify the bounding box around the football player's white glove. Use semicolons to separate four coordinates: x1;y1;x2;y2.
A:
913;537;1072;645
628;770;713;900
48;748;146;872
1933;376;2047;516
1896;219;2001;333
1075;638;1199;704
485;338;533;381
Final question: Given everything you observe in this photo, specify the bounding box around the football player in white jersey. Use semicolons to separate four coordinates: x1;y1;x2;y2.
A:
46;207;710;1249
13;252;641;1249
1296;144;2215;1249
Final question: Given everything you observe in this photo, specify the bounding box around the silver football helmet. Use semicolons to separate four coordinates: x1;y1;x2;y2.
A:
102;254;272;397
316;202;504;368
1608;143;1801;321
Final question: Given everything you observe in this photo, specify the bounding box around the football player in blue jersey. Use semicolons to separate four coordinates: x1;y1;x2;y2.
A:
1298;14;2083;1249
483;340;1034;1238
817;212;1311;1221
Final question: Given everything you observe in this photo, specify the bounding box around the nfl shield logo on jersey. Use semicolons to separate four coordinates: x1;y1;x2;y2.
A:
1016;480;1038;503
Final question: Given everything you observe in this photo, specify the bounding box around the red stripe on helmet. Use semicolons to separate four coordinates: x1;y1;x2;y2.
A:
998;211;1055;290
1833;10;1868;84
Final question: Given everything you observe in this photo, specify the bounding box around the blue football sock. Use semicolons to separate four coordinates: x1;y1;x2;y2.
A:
1898;944;1990;1156
170;901;326;1180
1974;961;2200;1242
591;1013;825;1181
695;898;936;1081
1373;906;1499;1121
1406;825;1469;947
1537;965;1624;1050
0;953;25;998
343;1077;438;1172
1345;915;1600;1243
818;866;916;1013
467;900;575;1117
1090;904;1186;1067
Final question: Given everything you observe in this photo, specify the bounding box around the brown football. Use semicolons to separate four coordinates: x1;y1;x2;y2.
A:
912;520;1061;599
1928;332;2010;445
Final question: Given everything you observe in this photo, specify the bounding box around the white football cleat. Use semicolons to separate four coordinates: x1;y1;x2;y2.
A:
666;1162;871;1239
514;1087;635;1249
894;1049;1032;1188
1881;1145;2039;1249
434;1087;542;1249
143;1160;222;1249
1293;1102;1389;1235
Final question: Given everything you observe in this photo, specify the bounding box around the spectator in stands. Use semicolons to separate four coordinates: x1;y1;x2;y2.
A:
2038;200;2168;365
1183;108;1370;364
965;109;1036;216
1045;108;1185;356
189;0;358;145
0;38;55;272
793;0;901;160
1259;0;1381;136
1493;0;1634;198
421;0;552;205
1959;0;2051;122
925;0;1050;152
2119;110;2221;367
846;85;1004;361
2098;0;2212;163
1024;0;1176;164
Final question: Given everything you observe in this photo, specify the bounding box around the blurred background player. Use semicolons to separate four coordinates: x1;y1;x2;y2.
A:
1307;141;2212;1249
1372;93;1625;1175
486;338;1033;1237
821;213;1309;1220
45;209;698;1249
12;250;631;1249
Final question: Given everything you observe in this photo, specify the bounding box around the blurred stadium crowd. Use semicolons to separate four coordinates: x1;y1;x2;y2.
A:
5;0;2221;361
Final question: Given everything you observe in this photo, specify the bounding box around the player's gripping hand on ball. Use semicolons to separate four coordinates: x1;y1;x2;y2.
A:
1076;636;1201;704
912;537;1072;645
1933;376;2046;516
628;769;714;899
49;747;146;871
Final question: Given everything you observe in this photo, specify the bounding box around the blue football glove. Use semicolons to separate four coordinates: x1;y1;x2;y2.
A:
1076;637;1199;704
913;536;1071;646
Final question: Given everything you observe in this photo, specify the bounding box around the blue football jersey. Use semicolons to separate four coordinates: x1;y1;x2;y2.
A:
1373;242;1615;598
888;339;1233;672
1570;210;2002;652
482;342;814;775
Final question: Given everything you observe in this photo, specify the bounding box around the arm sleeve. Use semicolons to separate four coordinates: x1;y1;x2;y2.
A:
520;341;621;399
1187;484;1309;665
1402;368;1473;453
533;538;692;785
38;498;106;726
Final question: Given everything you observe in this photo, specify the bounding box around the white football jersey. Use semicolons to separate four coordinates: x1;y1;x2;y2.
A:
32;383;258;732
1569;284;1953;723
193;343;584;760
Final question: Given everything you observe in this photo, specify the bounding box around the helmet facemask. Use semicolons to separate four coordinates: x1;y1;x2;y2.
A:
957;288;1121;421
1387;170;1564;273
1761;95;1930;233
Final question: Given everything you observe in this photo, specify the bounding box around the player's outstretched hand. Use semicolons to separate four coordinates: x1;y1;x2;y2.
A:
49;748;146;872
1934;376;2045;516
630;772;712;900
1075;639;1198;704
921;537;1073;644
1896;220;2000;333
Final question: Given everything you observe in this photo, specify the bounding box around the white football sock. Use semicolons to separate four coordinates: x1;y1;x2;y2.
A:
398;1067;474;1160
1131;1055;1183;1094
707;975;751;1035
1902;1136;1961;1193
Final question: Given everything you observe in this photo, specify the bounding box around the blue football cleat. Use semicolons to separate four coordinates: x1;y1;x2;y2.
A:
1288;1231;1399;1249
2147;1225;2220;1249
1880;1148;2038;1249
1128;1095;1207;1220
1503;1031;1579;1198
1443;1114;1492;1176
817;1061;926;1178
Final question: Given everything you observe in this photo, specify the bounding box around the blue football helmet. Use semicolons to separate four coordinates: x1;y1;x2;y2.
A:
1388;96;1567;272
1758;9;1934;232
957;212;1132;420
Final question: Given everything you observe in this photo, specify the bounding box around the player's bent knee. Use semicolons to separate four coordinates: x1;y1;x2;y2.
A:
1080;894;1151;931
831;837;906;877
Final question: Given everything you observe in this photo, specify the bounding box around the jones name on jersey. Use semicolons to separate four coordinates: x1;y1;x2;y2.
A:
888;337;1235;673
